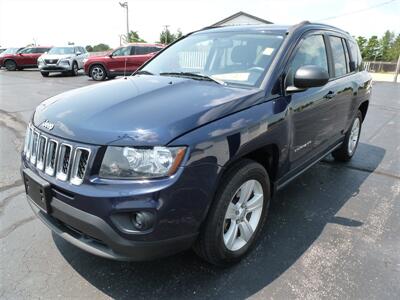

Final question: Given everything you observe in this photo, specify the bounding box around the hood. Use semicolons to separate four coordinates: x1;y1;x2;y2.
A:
40;54;74;60
33;75;263;146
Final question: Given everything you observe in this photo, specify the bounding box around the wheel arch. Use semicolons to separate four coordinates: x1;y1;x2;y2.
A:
89;62;109;76
359;100;369;122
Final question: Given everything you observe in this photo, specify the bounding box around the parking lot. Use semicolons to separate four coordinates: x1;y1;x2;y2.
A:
0;69;399;299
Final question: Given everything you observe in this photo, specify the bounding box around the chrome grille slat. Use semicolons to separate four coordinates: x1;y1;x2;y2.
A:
70;148;90;185
56;144;73;181
30;131;39;165
23;124;91;185
36;135;48;170
45;140;58;176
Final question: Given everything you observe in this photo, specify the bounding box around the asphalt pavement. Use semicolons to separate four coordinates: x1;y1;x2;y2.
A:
0;69;399;299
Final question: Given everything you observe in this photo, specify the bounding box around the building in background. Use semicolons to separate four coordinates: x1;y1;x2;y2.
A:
211;11;272;27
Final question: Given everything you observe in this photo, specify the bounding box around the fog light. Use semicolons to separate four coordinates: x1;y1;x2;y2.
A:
131;212;155;231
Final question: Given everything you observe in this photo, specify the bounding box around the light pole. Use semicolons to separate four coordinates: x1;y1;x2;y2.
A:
119;2;129;43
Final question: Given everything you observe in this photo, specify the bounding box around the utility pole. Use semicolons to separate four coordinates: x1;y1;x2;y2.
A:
394;54;400;83
119;2;129;43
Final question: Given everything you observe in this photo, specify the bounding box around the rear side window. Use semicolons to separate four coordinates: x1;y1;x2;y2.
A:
348;40;362;72
134;47;154;55
286;34;328;86
36;48;49;53
329;36;347;77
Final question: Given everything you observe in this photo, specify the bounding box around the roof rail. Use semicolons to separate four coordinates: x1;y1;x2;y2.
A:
286;20;310;35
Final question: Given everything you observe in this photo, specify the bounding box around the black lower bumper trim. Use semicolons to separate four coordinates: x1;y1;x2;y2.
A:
27;196;197;261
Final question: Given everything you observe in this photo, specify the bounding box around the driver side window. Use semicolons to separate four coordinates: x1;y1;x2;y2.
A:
286;35;328;86
112;47;131;57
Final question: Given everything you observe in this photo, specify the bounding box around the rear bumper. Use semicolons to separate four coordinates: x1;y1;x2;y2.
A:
28;195;197;261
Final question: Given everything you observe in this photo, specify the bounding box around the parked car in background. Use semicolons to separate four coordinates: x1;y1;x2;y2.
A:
2;46;51;71
38;46;89;77
84;43;164;81
0;48;5;53
0;47;25;68
21;22;371;266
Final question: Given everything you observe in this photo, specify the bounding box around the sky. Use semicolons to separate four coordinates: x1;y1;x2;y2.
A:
0;0;399;48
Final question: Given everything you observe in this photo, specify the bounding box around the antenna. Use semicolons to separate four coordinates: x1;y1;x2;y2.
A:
123;57;127;79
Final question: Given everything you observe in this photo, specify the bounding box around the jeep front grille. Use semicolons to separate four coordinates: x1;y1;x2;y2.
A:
23;125;91;185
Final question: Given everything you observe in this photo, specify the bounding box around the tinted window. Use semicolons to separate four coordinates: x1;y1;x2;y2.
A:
348;40;362;72
329;36;347;77
287;34;328;85
112;47;131;56
20;48;36;54
36;48;49;53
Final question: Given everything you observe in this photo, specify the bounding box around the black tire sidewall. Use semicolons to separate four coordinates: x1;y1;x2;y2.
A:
72;62;78;76
202;160;270;264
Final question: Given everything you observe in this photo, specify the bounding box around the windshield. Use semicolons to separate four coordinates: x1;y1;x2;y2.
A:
141;31;284;87
48;47;75;55
1;48;21;55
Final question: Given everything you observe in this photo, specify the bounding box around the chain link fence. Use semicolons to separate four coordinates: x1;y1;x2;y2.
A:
363;61;397;73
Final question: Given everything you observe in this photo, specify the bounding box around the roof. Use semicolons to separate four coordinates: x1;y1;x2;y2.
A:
125;43;165;47
211;11;273;27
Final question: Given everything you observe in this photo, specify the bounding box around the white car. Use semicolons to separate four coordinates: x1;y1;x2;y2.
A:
38;46;89;77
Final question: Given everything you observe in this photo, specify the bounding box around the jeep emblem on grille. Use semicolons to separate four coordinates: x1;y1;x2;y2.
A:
41;120;55;130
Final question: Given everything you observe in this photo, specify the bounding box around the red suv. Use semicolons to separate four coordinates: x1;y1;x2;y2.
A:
84;43;164;81
1;46;52;71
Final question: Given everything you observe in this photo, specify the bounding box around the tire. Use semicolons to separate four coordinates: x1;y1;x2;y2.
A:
194;159;270;266
70;61;78;76
41;72;49;77
90;64;107;81
332;110;362;162
4;60;17;71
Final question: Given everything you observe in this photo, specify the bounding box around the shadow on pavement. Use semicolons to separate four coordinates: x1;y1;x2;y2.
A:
54;142;384;299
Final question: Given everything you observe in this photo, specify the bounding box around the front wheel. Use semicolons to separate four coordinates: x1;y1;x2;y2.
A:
194;159;270;266
4;60;17;71
70;62;78;76
332;110;362;162
90;65;107;81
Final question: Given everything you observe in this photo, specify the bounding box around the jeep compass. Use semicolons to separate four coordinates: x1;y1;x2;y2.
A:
21;22;371;266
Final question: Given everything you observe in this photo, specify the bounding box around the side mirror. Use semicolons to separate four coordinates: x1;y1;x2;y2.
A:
108;53;113;58
76;51;82;56
287;65;329;92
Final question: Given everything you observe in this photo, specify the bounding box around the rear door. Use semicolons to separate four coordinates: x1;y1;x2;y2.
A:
285;32;339;171
326;35;359;133
129;46;154;71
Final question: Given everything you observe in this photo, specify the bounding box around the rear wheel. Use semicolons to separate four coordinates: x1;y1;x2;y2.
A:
194;159;270;266
4;60;17;71
90;65;107;81
332;110;362;162
40;71;49;77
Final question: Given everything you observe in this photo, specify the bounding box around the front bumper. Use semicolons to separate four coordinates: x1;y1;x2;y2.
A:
39;63;71;72
27;194;197;260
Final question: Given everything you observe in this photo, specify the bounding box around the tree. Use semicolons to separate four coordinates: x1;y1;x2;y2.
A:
85;45;93;52
159;27;183;44
379;30;395;61
387;34;400;62
92;43;111;52
364;36;380;60
124;31;146;43
356;36;368;58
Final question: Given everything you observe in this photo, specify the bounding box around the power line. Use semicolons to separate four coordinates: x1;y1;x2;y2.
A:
316;0;398;22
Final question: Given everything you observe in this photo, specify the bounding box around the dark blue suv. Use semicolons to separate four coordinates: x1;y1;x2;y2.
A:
21;22;371;266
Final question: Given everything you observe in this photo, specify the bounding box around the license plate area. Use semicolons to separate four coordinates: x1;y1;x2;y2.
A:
23;168;52;213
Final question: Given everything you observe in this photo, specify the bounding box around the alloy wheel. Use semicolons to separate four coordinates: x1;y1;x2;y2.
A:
91;66;104;80
223;179;264;251
348;117;360;155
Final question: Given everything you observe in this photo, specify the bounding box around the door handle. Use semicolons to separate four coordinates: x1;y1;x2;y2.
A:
324;91;335;99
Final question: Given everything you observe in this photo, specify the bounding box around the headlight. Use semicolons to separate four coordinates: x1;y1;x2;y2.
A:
59;59;70;65
99;146;187;179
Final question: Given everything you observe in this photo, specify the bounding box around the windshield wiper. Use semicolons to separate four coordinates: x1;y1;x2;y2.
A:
159;72;226;85
135;70;154;75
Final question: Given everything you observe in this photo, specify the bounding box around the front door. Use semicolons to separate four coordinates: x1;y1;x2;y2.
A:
107;46;132;74
285;33;339;171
